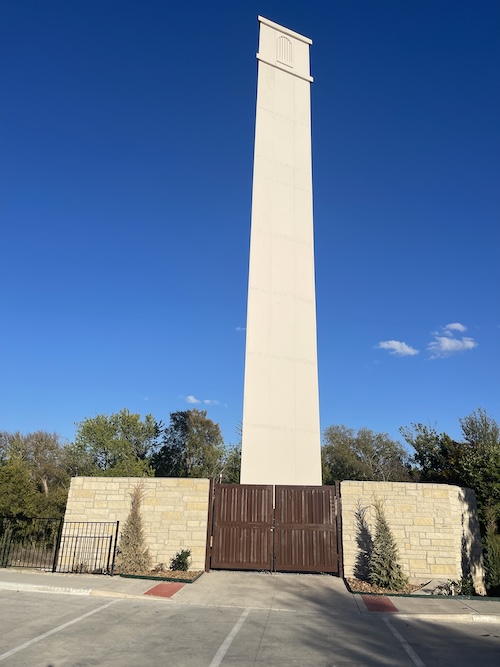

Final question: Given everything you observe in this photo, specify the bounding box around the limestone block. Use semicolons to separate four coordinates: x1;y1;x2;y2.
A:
431;539;455;547
72;489;96;499
105;482;121;491
186;501;209;512
161;511;183;521
413;517;434;526
423;488;449;499
106;500;128;510
430;564;457;575
408;560;427;570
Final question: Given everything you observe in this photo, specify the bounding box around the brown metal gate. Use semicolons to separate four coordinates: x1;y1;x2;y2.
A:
210;484;273;570
274;486;339;573
208;483;342;575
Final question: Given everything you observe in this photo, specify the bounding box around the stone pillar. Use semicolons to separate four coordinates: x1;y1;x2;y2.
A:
240;17;322;485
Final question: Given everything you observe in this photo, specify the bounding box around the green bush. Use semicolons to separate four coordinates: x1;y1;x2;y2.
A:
484;505;500;595
369;499;408;591
170;548;191;571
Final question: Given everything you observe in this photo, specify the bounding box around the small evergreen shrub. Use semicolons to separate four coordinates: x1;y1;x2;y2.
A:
170;548;191;571
453;576;475;596
369;499;408;591
435;577;476;596
115;483;152;574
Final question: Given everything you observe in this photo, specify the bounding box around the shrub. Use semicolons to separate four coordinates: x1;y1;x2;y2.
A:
170;548;191;571
115;483;152;574
484;505;500;595
369;499;408;591
435;577;476;596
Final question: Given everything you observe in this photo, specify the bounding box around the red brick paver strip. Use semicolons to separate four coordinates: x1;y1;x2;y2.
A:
144;582;185;598
361;595;399;612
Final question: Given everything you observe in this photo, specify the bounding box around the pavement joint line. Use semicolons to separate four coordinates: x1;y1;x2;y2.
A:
173;602;345;613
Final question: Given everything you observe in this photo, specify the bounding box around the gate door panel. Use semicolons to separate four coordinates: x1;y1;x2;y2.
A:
274;486;339;573
211;484;273;570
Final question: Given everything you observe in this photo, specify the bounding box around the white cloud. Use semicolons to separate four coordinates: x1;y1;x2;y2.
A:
204;399;220;406
427;323;477;358
235;326;246;332
376;340;419;357
443;322;467;336
186;395;200;404
428;335;478;358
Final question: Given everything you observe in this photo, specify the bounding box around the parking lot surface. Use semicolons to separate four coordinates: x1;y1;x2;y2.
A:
1;569;500;666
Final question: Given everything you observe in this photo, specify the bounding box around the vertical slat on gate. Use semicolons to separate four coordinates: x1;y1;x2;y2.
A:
274;486;339;573
211;484;273;570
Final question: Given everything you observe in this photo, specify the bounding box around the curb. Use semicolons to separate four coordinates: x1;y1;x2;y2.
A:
91;589;173;601
0;582;92;596
395;613;500;624
0;581;176;601
118;571;203;584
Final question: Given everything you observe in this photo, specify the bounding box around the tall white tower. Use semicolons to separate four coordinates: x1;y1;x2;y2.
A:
240;17;322;486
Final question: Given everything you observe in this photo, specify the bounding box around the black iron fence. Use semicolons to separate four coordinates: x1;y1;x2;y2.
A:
0;517;119;574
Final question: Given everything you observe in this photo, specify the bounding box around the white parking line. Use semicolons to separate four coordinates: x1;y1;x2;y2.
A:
0;599;119;662
383;617;426;667
209;608;250;667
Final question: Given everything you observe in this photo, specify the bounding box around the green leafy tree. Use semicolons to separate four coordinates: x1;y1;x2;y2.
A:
75;409;162;476
400;409;500;519
401;409;500;593
152;409;225;478
369;500;408;591
221;445;241;483
0;431;76;517
3;431;68;497
0;458;38;517
483;503;500;595
322;425;412;484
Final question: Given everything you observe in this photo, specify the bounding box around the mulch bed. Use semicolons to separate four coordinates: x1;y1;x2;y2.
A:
346;577;424;595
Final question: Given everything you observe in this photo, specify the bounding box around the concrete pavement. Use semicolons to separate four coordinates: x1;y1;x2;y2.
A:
1;568;500;624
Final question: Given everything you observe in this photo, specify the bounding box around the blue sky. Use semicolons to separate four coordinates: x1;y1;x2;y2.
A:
1;1;499;448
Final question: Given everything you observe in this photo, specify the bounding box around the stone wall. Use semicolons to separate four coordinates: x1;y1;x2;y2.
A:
62;477;210;570
340;481;485;593
62;477;485;590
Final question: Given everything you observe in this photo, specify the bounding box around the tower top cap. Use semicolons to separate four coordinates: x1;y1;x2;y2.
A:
258;16;312;45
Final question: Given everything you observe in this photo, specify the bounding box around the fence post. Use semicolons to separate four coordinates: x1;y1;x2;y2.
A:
52;518;64;573
110;521;119;575
0;519;13;568
204;477;215;572
335;481;344;579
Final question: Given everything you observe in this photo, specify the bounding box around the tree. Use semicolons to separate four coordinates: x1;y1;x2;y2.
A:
369;499;408;591
400;409;500;519
152;409;225;478
0;431;74;517
75;409;162;476
322;425;412;484
3;431;68;497
114;483;152;574
0;458;38;517
220;445;241;483
460;408;500;450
